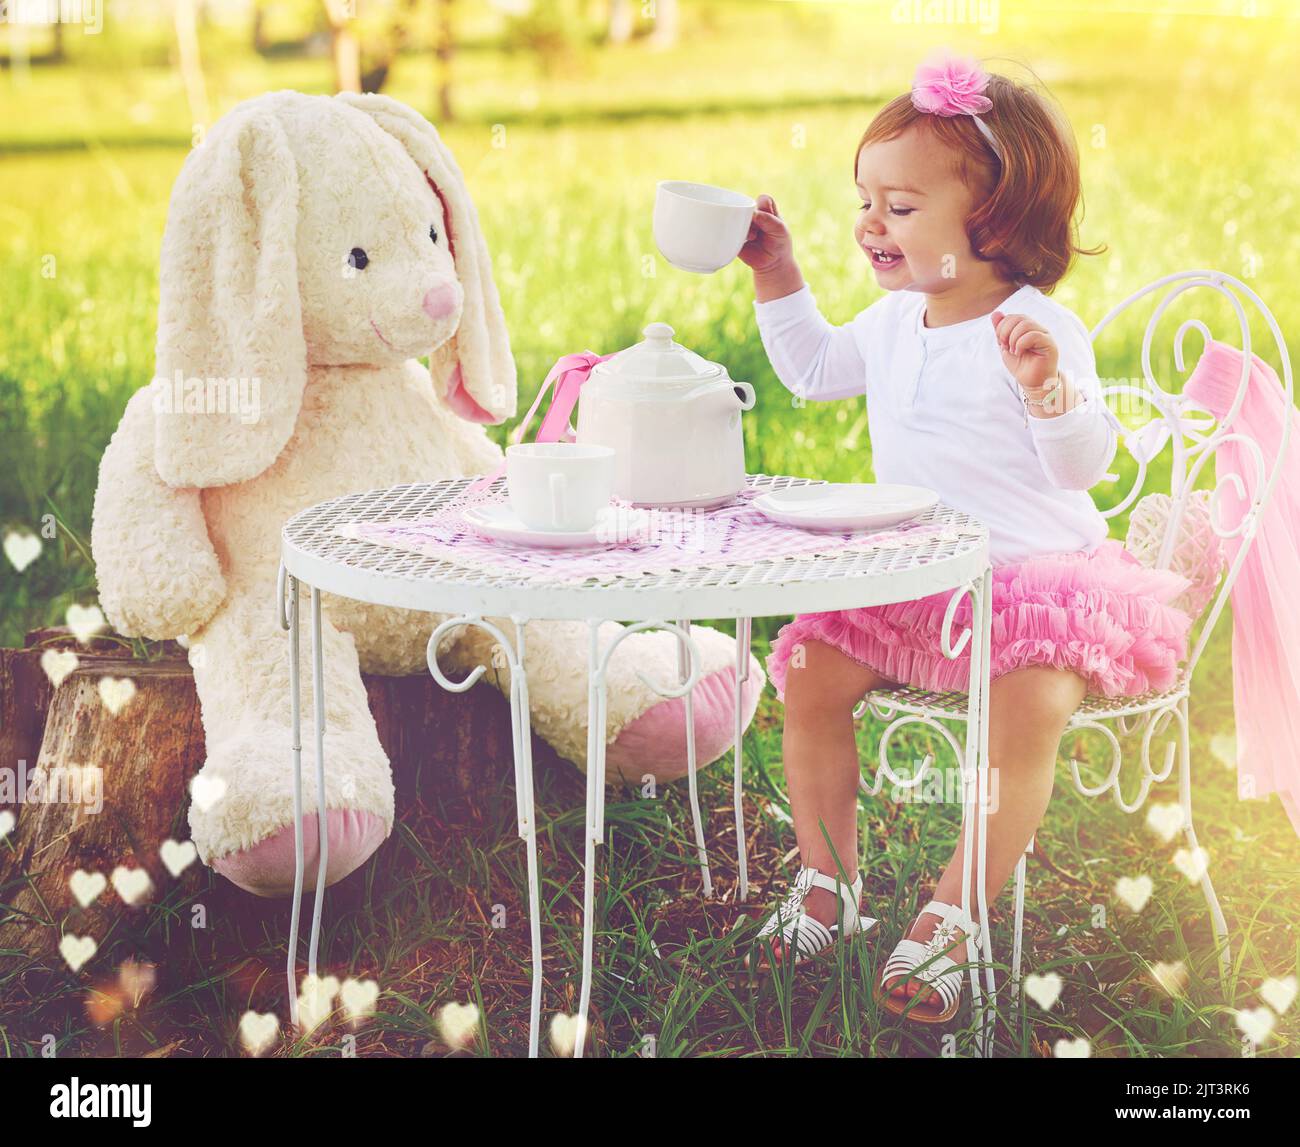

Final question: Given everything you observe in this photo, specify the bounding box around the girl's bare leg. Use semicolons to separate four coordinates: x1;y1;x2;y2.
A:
886;665;1087;1002
781;638;894;925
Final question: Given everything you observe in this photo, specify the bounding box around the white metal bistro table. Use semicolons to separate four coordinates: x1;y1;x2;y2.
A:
278;472;995;1057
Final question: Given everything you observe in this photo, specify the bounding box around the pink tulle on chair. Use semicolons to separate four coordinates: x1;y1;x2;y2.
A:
1186;339;1300;837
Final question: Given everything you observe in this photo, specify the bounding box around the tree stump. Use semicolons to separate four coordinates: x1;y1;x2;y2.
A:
0;627;565;963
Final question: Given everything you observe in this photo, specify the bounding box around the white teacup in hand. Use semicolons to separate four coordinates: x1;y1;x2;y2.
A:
506;442;616;532
654;181;756;274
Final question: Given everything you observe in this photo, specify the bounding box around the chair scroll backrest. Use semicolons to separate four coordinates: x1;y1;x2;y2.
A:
1086;269;1294;680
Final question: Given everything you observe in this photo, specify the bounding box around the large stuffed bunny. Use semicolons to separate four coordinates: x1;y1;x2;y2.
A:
89;91;764;897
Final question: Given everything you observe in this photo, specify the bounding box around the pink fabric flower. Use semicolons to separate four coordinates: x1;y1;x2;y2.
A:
911;52;994;117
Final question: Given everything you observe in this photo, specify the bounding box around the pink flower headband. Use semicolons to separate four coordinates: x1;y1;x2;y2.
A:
910;52;1004;163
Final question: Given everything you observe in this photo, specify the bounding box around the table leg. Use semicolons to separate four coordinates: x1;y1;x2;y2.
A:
733;617;752;903
279;565;304;1027
307;586;330;984
944;569;994;1057
952;576;986;1056
577;620;603;1059
576;618;703;1059
1010;842;1029;1029
425;614;542;1058
956;567;996;1057
676;618;712;899
974;566;996;1057
510;618;544;1060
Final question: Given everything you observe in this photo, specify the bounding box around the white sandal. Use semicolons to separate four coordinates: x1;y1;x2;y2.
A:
747;866;877;969
875;899;981;1024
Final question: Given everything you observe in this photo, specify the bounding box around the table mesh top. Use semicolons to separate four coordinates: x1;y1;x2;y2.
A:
282;474;988;595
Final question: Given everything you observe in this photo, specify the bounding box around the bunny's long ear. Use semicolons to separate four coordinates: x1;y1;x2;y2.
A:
336;92;517;424
153;101;305;487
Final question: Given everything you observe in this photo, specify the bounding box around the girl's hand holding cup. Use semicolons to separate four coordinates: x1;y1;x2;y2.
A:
742;194;806;301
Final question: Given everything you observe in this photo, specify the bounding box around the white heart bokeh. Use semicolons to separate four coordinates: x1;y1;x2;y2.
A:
4;531;42;572
1053;1037;1092;1058
1234;1006;1275;1045
436;1001;480;1051
340;978;380;1024
1024;971;1063;1011
1145;802;1185;843
1150;961;1188;996
296;974;340;1035
65;603;106;644
1259;975;1297;1015
159;838;198;878
60;933;97;973
69;868;107;908
1172;846;1210;883
1115;874;1154;913
190;775;227;812
111;865;153;907
239;1010;279;1057
548;1011;587;1057
98;676;136;716
40;649;79;688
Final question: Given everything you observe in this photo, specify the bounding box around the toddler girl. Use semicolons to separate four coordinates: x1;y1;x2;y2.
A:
738;53;1193;1023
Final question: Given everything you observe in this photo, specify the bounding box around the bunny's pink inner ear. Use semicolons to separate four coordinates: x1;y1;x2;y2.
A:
427;176;456;259
445;363;498;423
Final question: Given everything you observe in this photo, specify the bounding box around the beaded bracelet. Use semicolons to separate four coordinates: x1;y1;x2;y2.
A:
1018;372;1068;426
1025;381;1064;409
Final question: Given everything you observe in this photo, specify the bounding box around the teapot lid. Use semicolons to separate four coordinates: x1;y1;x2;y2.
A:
596;322;725;383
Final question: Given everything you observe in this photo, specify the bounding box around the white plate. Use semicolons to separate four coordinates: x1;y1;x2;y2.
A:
752;483;939;532
462;503;649;549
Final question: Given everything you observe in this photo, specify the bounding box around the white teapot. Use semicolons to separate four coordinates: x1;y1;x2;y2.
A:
576;322;756;508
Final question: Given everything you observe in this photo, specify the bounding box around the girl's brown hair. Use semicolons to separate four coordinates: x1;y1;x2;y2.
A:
857;64;1105;294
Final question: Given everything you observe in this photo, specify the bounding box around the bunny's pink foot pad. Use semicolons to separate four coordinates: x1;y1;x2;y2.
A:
213;809;387;898
606;660;764;784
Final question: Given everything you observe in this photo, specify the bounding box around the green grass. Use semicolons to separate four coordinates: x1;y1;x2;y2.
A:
2;630;1296;1058
2;0;1298;1057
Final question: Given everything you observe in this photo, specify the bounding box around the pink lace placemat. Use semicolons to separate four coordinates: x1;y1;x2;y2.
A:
334;483;980;585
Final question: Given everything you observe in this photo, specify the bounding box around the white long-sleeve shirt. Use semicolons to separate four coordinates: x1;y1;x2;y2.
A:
753;282;1121;565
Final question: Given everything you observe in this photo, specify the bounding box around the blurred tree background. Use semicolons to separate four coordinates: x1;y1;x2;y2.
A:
2;0;1297;646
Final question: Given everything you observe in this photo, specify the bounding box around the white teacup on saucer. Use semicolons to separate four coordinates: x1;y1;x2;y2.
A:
505;442;616;532
654;181;755;273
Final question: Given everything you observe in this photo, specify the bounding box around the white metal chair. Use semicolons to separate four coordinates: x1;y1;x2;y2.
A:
854;270;1294;1041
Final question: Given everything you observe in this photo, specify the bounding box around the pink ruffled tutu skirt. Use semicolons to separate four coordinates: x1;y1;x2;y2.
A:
766;539;1194;702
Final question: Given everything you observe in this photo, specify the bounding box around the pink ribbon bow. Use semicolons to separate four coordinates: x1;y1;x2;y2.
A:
464;351;617;495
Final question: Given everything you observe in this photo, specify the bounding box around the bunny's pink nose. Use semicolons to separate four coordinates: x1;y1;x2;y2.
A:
422;283;461;321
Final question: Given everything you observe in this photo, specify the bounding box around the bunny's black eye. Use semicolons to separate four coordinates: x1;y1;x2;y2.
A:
348;248;369;270
429;225;439;245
